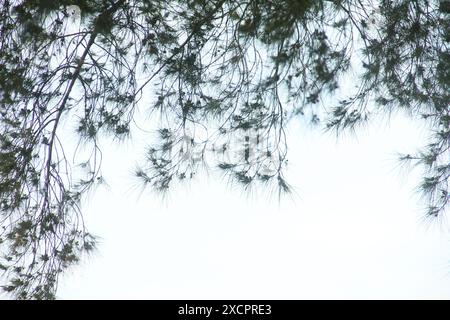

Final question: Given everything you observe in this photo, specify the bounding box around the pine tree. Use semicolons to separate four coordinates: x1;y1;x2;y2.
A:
0;0;448;299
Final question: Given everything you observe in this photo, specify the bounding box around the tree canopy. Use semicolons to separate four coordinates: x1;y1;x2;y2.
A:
0;0;448;299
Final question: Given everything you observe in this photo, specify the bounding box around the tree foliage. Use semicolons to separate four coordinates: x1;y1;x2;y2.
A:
0;0;448;299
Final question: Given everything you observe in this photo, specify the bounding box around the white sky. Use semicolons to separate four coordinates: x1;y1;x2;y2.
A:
57;110;450;299
34;3;450;299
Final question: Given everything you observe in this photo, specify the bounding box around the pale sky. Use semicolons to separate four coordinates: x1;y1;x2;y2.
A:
24;3;450;300
57;111;450;299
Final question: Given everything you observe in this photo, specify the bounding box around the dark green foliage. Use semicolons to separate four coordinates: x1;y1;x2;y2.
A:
0;0;449;299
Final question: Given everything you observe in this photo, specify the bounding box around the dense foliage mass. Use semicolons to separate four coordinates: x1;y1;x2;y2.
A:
0;0;448;299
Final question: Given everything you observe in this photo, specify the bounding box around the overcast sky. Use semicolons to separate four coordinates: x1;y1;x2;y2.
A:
35;3;450;299
56;110;450;299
